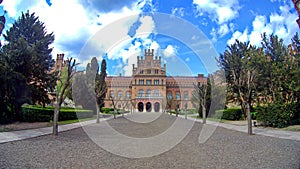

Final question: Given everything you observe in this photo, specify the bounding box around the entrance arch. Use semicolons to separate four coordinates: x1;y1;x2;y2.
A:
154;102;160;112
138;102;144;112
146;102;152;112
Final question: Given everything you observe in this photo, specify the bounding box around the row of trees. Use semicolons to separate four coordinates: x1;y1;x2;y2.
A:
218;33;300;129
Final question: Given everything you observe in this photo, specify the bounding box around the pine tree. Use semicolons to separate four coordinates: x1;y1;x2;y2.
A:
0;11;55;122
3;11;55;107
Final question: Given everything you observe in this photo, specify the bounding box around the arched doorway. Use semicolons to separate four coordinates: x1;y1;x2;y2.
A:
138;102;144;112
154;102;160;112
146;102;152;112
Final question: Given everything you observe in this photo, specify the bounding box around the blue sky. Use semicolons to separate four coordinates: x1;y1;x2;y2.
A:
1;0;299;76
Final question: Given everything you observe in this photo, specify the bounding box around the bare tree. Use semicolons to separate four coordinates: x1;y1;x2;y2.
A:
193;82;207;124
53;58;76;135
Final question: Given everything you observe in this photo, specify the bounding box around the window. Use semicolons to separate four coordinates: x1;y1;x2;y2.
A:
140;70;144;74
147;62;151;66
126;91;131;99
110;91;114;98
154;69;158;74
176;92;181;100
138;89;144;97
146;89;151;97
146;80;152;85
139;79;144;85
147;69;151;74
118;91;122;99
154;79;159;85
162;79;164;85
167;92;172;99
184;91;188;100
154;90;160;97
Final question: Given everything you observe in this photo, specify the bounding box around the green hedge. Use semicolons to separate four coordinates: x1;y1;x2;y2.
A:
256;102;300;128
213;108;244;120
21;105;94;122
100;107;114;114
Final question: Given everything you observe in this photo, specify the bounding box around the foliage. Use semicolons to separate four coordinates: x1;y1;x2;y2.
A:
213;108;244;120
100;107;114;114
256;102;300;128
0;11;55;122
22;105;93;122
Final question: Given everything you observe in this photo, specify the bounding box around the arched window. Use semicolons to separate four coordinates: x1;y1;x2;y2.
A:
184;91;188;100
146;89;151;97
118;91;122;99
126;91;131;99
138;89;144;97
154;90;160;97
167;92;172;99
176;91;181;100
110;91;114;98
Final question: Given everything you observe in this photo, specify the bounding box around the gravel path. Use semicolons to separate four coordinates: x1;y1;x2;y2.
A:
0;114;299;169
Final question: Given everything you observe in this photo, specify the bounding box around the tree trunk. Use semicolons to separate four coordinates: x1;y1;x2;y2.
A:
96;104;100;123
202;104;206;124
53;104;60;135
246;103;252;135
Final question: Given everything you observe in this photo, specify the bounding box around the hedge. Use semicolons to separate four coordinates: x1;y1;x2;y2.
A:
21;105;94;122
213;108;244;120
256;102;300;128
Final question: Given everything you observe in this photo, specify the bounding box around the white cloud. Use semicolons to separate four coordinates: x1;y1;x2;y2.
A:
163;45;177;58
227;28;248;45
135;15;155;36
193;0;240;24
185;57;190;62
171;7;185;17
228;4;299;46
218;24;229;37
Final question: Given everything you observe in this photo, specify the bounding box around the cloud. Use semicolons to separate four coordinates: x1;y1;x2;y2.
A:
171;7;185;17
218;24;229;37
163;45;177;58
227;28;248;45
185;57;190;62
227;4;299;46
193;0;240;24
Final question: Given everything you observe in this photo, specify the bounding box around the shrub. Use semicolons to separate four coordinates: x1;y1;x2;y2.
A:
222;108;244;120
213;108;244;120
101;107;114;114
256;102;300;128
21;105;94;122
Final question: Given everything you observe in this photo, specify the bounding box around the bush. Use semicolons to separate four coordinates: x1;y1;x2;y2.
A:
256;102;300;128
21;105;94;122
213;108;244;120
100;107;114;114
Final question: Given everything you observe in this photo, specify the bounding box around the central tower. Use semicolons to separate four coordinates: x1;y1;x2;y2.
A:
131;49;166;112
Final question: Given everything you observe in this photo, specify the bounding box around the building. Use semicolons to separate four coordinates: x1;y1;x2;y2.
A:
104;49;207;112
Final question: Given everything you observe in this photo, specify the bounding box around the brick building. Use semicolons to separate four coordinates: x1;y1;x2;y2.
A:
104;49;207;112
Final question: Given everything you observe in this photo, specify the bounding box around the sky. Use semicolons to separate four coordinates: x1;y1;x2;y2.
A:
0;0;299;76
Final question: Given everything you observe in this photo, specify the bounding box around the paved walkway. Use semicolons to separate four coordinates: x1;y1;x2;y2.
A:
0;113;299;144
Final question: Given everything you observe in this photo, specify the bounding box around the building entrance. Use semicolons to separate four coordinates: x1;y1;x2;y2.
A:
146;102;152;112
154;102;160;112
138;102;144;112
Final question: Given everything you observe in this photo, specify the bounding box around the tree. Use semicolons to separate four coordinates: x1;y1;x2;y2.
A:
192;82;208;124
218;40;262;135
53;58;76;135
1;11;55;121
95;59;107;123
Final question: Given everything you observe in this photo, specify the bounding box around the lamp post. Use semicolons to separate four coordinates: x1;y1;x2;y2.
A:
292;0;300;28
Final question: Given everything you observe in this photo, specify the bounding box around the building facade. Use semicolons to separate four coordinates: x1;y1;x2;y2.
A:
104;49;207;112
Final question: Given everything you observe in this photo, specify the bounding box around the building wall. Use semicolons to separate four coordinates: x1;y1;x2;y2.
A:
104;49;207;112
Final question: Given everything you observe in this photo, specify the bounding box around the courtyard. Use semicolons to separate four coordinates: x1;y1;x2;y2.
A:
0;113;299;168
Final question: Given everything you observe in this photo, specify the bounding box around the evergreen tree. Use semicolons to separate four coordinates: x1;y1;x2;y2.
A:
3;11;55;106
0;11;55;122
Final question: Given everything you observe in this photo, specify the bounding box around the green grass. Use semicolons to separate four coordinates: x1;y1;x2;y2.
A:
50;117;96;125
190;115;231;123
0;128;13;132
